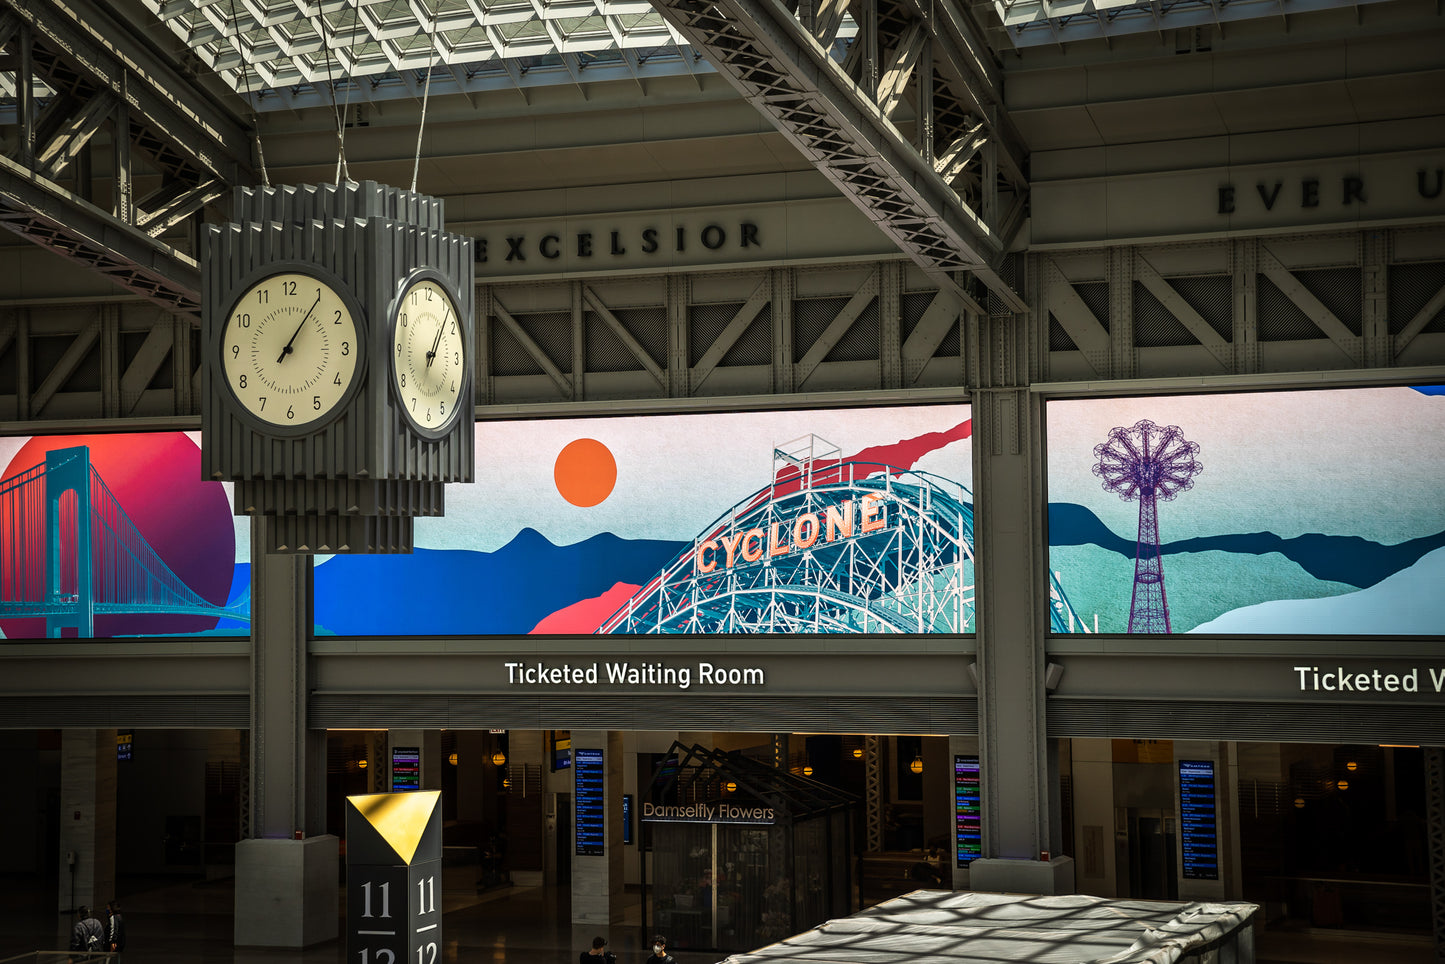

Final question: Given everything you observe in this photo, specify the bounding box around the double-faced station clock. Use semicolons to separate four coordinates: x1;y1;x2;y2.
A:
201;181;475;553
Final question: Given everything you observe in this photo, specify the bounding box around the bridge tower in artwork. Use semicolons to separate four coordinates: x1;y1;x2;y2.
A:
44;446;94;638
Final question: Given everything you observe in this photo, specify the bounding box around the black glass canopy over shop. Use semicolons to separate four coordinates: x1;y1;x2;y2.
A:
640;743;858;953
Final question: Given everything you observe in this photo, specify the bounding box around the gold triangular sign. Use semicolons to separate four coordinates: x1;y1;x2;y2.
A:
349;790;440;865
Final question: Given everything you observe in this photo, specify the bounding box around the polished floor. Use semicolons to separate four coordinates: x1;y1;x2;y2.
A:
0;873;1434;964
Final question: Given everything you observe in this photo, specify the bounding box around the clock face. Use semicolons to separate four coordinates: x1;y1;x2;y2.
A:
392;276;466;433
220;272;360;428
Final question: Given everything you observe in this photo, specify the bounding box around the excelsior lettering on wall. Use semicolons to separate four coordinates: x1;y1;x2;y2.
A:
1294;665;1445;694
503;660;765;689
479;222;761;264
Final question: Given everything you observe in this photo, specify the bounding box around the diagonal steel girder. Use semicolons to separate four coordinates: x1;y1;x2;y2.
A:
1;0;248;311
6;0;251;182
0;154;202;314
652;0;1028;311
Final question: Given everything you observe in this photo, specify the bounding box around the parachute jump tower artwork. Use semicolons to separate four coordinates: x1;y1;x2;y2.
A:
1093;420;1203;633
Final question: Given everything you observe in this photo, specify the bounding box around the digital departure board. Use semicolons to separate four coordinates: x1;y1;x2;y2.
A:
116;732;133;762
575;748;605;856
954;755;981;867
392;747;420;791
623;793;633;845
1179;760;1219;880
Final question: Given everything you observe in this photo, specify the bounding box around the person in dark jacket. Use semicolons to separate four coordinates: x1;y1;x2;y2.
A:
69;906;105;956
647;935;676;964
579;935;616;964
105;901;126;958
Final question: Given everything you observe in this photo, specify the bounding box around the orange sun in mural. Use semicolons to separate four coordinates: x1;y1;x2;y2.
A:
553;438;617;507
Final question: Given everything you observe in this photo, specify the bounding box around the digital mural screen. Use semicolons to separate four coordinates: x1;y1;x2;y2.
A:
312;403;974;637
0;432;250;641
1046;386;1445;635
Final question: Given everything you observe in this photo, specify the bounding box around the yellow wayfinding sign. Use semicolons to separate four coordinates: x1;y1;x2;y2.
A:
346;790;440;865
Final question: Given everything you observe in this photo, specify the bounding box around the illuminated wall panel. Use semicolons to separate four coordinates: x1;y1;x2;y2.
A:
1047;386;1445;635
0;432;249;640
313;404;974;636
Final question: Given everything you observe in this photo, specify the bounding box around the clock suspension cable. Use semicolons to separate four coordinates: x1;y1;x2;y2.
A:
410;4;441;193
226;0;271;188
316;9;352;185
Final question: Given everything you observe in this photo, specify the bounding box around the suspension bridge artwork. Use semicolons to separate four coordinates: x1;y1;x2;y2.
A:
0;433;248;640
313;404;1084;637
1047;386;1445;635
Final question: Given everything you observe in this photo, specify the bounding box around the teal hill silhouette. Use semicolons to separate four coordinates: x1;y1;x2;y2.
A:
1048;502;1445;589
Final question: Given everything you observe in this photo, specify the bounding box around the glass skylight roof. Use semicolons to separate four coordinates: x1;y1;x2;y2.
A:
142;0;697;104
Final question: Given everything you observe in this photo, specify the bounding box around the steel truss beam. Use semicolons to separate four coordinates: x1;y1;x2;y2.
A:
0;154;202;313
650;0;1027;311
0;0;250;313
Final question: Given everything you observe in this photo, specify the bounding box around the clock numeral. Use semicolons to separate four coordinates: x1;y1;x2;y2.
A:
400;312;408;328
400;373;406;388
396;343;402;356
426;288;434;301
342;342;350;356
450;320;456;335
257;290;269;304
313;396;321;410
287;405;295;420
334;309;343;325
439;402;445;416
236;313;251;328
426;409;432;423
230;345;240;359
259;397;267;410
238;374;247;389
417;944;437;964
410;398;417;411
281;280;297;296
335;373;342;385
454;352;459;364
417;876;435;914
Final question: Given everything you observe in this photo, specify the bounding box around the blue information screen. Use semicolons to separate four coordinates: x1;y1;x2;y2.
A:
391;747;420;791
954;754;981;867
622;793;633;845
1179;760;1218;880
575;748;605;856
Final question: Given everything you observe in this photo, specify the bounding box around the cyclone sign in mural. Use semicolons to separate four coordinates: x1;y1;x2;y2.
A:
1047;385;1445;635
312;404;979;636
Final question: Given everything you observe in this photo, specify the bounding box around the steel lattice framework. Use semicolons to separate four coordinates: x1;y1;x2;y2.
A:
600;436;976;635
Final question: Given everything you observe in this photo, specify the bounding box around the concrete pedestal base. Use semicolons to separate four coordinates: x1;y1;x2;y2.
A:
235;836;339;947
967;855;1075;896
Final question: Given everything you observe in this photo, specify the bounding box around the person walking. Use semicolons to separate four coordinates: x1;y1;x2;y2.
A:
105;901;126;959
647;935;676;964
579;936;616;964
68;906;105;958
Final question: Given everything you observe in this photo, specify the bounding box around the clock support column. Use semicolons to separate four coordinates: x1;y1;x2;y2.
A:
234;516;338;948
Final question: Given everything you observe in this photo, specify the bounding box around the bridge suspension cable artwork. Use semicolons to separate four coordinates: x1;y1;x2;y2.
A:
1092;420;1202;634
0;445;247;638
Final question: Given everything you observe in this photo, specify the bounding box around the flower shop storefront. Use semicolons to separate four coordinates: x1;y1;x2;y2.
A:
641;743;858;952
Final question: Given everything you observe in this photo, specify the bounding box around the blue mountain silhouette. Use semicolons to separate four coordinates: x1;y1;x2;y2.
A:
313;528;686;636
1048;502;1445;588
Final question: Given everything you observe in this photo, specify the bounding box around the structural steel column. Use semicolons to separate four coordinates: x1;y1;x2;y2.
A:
234;517;336;948
966;294;1072;893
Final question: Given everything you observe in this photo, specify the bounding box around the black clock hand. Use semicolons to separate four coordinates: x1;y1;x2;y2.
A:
426;304;451;368
277;291;322;364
